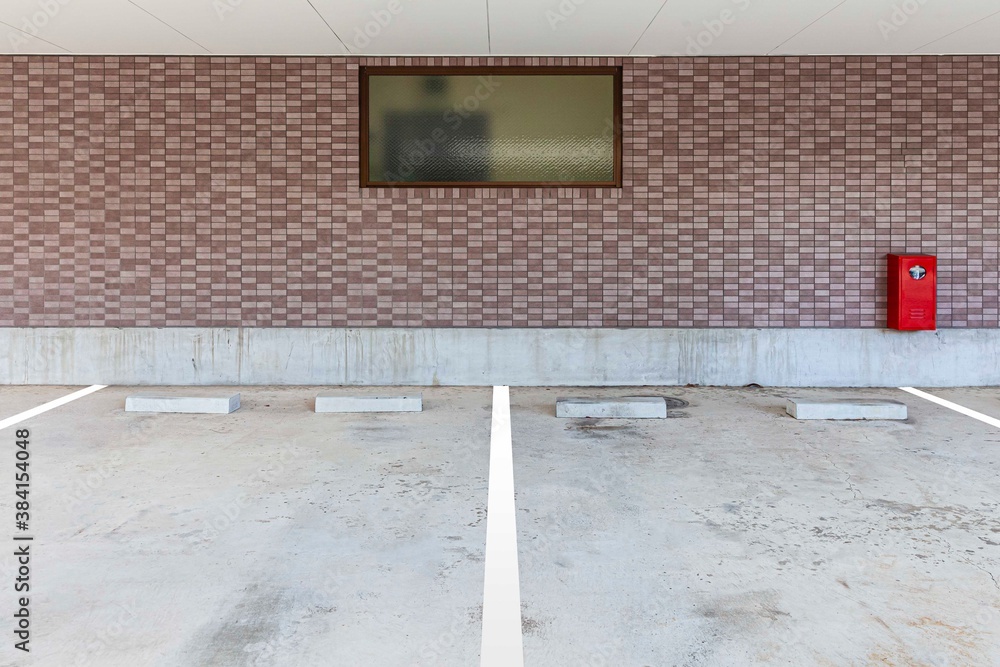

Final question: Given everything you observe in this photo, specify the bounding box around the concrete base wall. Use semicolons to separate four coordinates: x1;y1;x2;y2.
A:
1;327;998;387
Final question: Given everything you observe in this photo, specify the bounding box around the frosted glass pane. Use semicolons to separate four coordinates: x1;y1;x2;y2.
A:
366;73;616;184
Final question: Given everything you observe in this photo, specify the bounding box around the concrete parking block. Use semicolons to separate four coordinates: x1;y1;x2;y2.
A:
315;394;423;413
125;393;240;414
785;397;907;420
556;396;667;419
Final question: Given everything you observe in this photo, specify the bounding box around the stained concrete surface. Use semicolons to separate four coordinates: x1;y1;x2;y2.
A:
511;386;1000;666
917;387;1000;421
315;394;424;413
2;385;999;666
0;386;490;667
0;385;87;418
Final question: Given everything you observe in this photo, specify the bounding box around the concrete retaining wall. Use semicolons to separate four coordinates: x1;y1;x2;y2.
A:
1;327;998;387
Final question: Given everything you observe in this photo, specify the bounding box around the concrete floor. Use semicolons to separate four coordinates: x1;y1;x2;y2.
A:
0;385;998;666
0;386;84;416
511;387;1000;666
1;386;491;667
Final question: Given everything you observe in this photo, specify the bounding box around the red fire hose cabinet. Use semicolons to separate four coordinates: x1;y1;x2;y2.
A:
887;253;936;331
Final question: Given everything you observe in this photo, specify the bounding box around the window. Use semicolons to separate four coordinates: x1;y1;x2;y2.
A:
360;66;622;187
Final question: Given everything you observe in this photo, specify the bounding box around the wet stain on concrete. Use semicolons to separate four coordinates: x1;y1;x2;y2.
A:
696;590;789;628
567;421;635;432
564;419;640;439
195;584;291;665
662;397;690;410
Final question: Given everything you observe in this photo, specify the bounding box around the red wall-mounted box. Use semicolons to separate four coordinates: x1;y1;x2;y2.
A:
887;254;936;330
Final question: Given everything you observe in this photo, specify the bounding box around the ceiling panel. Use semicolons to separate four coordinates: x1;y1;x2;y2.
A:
0;0;998;56
129;0;348;55
776;0;1000;55
912;9;1000;54
0;0;207;54
0;21;71;54
489;0;664;55
632;0;846;56
309;0;488;54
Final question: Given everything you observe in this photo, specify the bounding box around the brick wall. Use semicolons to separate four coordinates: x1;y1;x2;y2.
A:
1;55;998;327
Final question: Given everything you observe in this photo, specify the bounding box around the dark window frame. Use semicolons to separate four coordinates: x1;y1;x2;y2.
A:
359;65;623;188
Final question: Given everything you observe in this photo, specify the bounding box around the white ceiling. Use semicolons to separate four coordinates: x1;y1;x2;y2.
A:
1;0;998;56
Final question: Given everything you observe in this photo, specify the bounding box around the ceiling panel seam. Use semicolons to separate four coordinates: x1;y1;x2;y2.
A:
628;0;672;56
912;7;1000;52
305;0;352;54
0;18;71;52
767;0;849;55
486;0;492;54
126;0;212;53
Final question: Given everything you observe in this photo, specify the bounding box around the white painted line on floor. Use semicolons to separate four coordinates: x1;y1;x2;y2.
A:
0;385;108;432
899;387;1000;429
480;385;524;667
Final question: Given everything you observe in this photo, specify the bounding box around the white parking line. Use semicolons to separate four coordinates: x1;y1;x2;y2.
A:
480;385;524;667
0;385;108;432
899;387;1000;429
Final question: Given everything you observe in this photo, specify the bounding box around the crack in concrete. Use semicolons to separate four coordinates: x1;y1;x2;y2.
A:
831;459;863;502
969;561;1000;593
806;441;864;502
960;557;1000;593
939;534;1000;593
